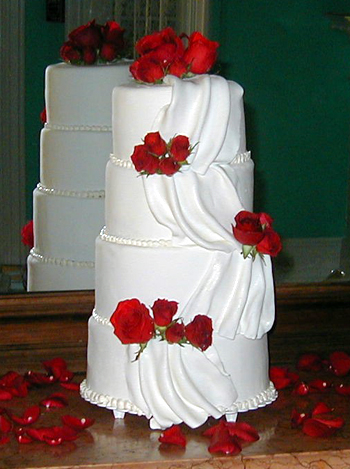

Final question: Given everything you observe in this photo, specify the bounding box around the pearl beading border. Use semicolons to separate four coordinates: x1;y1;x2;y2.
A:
92;308;112;328
110;151;252;170
29;248;94;268
99;226;171;247
80;379;277;417
45;123;111;132
36;183;105;199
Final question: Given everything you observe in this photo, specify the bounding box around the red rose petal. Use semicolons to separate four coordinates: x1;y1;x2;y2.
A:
9;405;41;425
302;418;336;437
0;435;10;445
0;389;13;401
208;426;242;455
312;416;345;429
335;383;350;396
40;393;68;409
297;353;323;372
0;414;12;433
26;426;69;445
269;367;299;390
291;409;310;428
17;433;33;444
329;351;350;377
225;421;260;442
60;382;80;392
202;419;226;438
25;371;56;386
309;379;332;393
158;425;186;447
293;382;310;396
61;415;94;431
312;402;333;416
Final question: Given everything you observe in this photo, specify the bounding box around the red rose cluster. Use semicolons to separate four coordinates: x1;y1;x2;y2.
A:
232;210;282;260
130;27;219;83
110;298;213;359
131;131;193;176
60;20;125;65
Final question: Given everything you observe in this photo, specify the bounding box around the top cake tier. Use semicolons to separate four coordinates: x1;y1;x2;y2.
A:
45;61;131;127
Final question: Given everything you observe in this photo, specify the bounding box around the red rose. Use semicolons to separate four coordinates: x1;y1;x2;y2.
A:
159;157;180;176
60;41;82;63
233;211;265;246
100;43;119;62
82;46;97;65
68;20;102;49
168;57;188;78
256;228;282;257
131;144;159;174
185;315;213;351
101;21;125;50
136;27;184;59
144;132;167;156
169;135;190;162
110;299;154;344
21;220;34;248
259;212;274;228
130;55;165;83
152;299;178;326
183;31;219;74
40;108;47;124
165;322;185;344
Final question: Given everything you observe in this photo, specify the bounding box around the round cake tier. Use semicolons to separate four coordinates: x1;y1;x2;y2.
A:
45;61;131;127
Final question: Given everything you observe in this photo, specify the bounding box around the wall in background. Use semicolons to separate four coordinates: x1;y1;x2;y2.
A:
210;0;350;239
25;0;64;218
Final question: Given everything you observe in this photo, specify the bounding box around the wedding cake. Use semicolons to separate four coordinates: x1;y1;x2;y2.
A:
81;28;281;429
27;21;130;291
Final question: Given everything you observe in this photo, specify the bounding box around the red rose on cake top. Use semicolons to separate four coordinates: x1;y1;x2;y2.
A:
60;20;126;65
130;27;219;83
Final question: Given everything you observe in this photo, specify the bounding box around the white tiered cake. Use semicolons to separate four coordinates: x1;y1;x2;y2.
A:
81;73;278;429
27;62;130;291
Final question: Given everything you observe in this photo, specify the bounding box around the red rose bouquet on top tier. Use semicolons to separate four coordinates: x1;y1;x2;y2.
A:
60;20;126;65
110;298;213;360
130;27;219;83
232;210;282;260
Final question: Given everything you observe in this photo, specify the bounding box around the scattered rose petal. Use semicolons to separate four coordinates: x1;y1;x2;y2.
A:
293;382;310;396
60;382;80;392
9;405;41;425
40;393;68;409
312;416;345;428
225;421;260;442
0;414;12;433
297;353;323;372
0;435;10;445
302;418;336;438
308;379;332;393
329;351;350;377
17;433;33;444
158;425;186;447
270;367;299;390
26;426;74;445
42;358;74;383
312;402;333;416
208;425;242;455
25;371;56;386
335;383;350;396
61;415;95;431
0;389;13;401
291;409;310;428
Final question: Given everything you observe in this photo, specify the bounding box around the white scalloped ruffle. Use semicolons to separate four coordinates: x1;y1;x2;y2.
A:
37;183;105;199
99;226;171;247
29;248;94;268
80;378;277;417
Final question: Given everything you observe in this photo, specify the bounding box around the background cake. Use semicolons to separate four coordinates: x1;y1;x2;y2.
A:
81;29;280;430
27;21;130;291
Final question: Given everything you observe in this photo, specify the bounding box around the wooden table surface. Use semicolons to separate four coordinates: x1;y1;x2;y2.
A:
1;283;350;468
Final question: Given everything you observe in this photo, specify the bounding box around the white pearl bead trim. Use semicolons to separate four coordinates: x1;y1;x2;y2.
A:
92;308;112;328
99;226;171;247
80;379;145;415
110;154;133;169
29;248;94;268
231;151;251;164
37;183;105;199
45;123;111;132
80;379;277;417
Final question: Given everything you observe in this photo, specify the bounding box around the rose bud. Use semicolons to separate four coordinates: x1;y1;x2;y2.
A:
152;299;178;327
144;132;167;157
256;228;282;257
100;43;119;62
168;57;188;78
101;21;125;50
183;31;219;74
60;41;82;63
68;20;102;49
233;211;265;246
82;46;97;65
169;135;191;162
130;55;165;83
159;157;180;176
21;220;34;248
165;322;185;344
185;315;213;351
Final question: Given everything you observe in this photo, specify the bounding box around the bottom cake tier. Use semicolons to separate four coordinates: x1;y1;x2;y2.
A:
82;314;277;429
